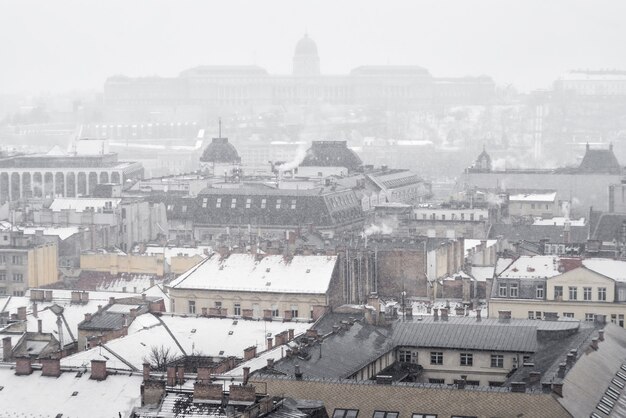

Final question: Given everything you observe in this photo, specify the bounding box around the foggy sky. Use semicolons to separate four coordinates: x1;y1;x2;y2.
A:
1;0;625;95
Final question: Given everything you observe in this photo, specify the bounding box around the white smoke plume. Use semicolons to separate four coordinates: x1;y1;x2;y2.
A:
278;142;309;172
363;217;397;236
486;193;504;207
560;201;571;219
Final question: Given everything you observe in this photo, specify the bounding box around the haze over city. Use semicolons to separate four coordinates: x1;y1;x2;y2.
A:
1;0;626;94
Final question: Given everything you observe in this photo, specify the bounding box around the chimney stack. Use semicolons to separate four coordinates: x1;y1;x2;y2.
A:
166;366;176;386
243;366;250;385
599;329;605;341
143;362;151;381
32;302;38;318
267;337;273;350
41;357;61;377
294;363;302;380
288;328;295;340
15;356;32;375
109;297;115;305
591;337;599;350
37;319;43;334
440;308;448;321
17;306;27;321
475;309;482;322
84;313;92;323
90;359;107;380
498;310;511;323
557;362;567;378
267;358;274;369
176;365;185;385
511;382;526;393
433;308;439;321
3;336;13;362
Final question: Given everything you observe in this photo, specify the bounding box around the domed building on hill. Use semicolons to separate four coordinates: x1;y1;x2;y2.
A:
293;34;320;76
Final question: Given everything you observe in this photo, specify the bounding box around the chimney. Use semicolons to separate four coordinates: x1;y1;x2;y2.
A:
244;346;257;360
267;337;273;350
197;367;211;382
130;308;138;319
71;291;81;304
44;290;53;302
529;371;541;383
15;356;32;375
17;306;27;321
498;310;511;323
599;329;605;341
566;353;575;368
41;357;61;377
511;382;526;393
109;297;115;305
433;308;439;321
552;382;563;397
557;362;567;378
591;337;599;350
81;291;89;303
267;358;274;369
3;336;13;361
243;366;250;385
475;309;482;322
193;382;223;402
288;328;294;340
294;363;302;380
84;313;92;322
32;302;38;318
229;384;256;403
166;366;176;386
37;319;43;334
176;365;185;385
440;308;448;321
90;359;107;380
143;362;151;381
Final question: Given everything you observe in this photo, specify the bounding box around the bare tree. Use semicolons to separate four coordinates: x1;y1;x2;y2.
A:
144;345;175;371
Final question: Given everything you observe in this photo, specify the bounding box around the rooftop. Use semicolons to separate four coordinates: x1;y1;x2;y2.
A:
169;254;338;294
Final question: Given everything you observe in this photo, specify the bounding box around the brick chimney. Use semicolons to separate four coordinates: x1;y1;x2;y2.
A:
17;306;27;321
81;291;89;303
433;308;439;321
243;346;257;360
243;366;250;385
193;382;223;402
267;358;274;369
197;367;211;382
71;291;81;304
15;356;32;375
599;329;605;341
44;290;53;302
37;319;43;334
32;302;38;318
288;328;295;340
475;309;482;322
166;366;176;386
90;359;107;380
41;357;61;377
2;336;12;361
143;362;151;381
511;382;526;393
109;297;115;305
498;310;511;323
591;337;599;350
266;337;273;350
557;362;567;378
176;365;185;385
229;384;256;402
440;308;448;321
84;313;92;323
130;308;138;319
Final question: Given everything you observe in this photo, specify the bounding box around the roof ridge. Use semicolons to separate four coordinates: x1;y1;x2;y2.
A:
100;343;139;371
154;314;187;357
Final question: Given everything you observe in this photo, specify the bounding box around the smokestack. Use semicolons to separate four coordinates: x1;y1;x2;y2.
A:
17;306;26;321
2;336;12;361
90;359;107;381
143;362;151;381
243;366;250;385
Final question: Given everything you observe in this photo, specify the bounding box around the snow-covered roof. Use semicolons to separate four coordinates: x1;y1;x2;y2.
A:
470;266;496;282
0;365;142;417
142;245;213;262
497;256;561;279
582;258;626;282
49;198;121;212
509;192;557;202
169;254;338;294
62;314;310;371
533;217;586;226
20;226;81;240
464;239;497;256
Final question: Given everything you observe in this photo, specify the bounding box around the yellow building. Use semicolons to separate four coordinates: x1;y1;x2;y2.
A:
489;256;626;325
80;251;165;276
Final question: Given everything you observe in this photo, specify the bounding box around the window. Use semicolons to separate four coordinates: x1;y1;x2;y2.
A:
428;378;445;384
373;412;398;418
0;273;5;281
121;208;126;218
509;283;519;297
0;255;5;264
399;349;416;363
332;410;358;418
599;287;607;301
291;199;297;209
261;199;266;209
490;354;504;368
498;283;507;297
619;288;626;301
291;305;298;319
528;311;535;320
215;301;222;309
188;300;196;314
569;286;577;300
460;353;473;366
276;199;281;209
585;313;595;322
583;287;592;301
555;286;563;299
216;198;222;208
202;197;208;208
12;273;23;282
11;256;22;265
536;284;544;299
535;311;542;320
563;312;574;318
271;305;279;317
231;198;237;208
12;290;24;297
430;352;443;365
245;198;251;209
412;415;437;418
234;303;241;316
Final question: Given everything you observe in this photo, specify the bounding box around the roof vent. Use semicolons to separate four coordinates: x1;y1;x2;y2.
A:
266;281;271;286
306;269;311;273
218;350;224;355
232;320;238;325
228;331;234;335
72;391;78;396
191;329;197;333
266;268;271;273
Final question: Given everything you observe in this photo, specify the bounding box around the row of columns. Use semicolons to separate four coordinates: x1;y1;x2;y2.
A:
0;170;122;203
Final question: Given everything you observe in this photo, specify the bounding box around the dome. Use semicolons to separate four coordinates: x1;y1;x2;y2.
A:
200;137;241;164
301;141;362;171
294;34;318;57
